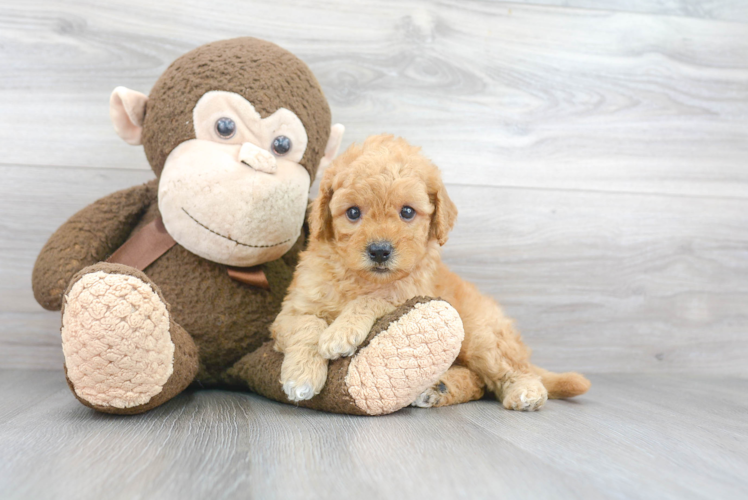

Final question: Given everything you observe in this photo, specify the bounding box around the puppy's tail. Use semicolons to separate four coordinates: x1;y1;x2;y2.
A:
532;365;591;399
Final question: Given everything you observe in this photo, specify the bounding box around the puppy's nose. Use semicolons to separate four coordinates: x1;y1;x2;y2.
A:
367;242;393;263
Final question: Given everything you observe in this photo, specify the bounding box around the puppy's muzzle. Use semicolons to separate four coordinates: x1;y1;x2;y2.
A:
367;241;393;264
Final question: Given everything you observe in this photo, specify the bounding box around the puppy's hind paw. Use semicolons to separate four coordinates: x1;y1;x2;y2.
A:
412;382;448;408
502;378;548;411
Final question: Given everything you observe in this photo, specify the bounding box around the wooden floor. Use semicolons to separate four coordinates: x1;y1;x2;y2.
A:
0;370;746;500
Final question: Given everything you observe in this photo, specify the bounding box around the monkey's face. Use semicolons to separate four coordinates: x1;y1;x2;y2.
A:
157;91;311;266
109;38;344;268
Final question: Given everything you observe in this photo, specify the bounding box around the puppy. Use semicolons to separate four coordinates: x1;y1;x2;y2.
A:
271;135;590;409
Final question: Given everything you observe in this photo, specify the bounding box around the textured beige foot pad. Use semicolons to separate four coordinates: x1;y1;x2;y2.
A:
345;300;464;415
61;271;174;409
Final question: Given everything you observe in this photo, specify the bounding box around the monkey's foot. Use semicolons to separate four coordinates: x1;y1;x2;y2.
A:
344;298;464;415
61;263;198;414
229;297;464;416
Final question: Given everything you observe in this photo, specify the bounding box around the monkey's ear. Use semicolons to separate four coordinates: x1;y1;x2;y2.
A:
317;124;345;172
110;86;149;146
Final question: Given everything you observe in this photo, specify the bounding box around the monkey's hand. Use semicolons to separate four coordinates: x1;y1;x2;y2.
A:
32;180;157;311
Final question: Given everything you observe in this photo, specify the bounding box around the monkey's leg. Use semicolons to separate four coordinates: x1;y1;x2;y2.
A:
225;297;464;416
412;365;485;408
61;263;199;415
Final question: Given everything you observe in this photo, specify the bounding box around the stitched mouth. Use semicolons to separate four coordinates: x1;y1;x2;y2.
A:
182;208;292;249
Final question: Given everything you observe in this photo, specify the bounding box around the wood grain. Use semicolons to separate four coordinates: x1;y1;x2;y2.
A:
445;184;748;375
1;0;747;375
1;0;747;197
513;0;748;23
0;370;746;500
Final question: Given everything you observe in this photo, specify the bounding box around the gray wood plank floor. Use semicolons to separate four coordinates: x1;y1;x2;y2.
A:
0;370;746;500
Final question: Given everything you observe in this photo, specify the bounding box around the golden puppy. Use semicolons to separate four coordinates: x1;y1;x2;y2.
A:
272;134;590;409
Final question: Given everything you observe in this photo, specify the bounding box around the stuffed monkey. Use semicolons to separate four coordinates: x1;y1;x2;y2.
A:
32;38;465;416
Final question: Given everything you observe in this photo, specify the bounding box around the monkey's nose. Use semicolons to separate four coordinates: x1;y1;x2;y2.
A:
367;241;393;263
239;142;277;174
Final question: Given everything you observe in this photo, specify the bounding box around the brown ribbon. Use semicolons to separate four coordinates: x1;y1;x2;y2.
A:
106;216;176;270
107;216;270;290
226;267;270;289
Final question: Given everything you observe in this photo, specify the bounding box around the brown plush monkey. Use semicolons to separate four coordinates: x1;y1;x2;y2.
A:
31;38;465;416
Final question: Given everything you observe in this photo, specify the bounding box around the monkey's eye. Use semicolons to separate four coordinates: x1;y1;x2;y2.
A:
400;206;416;221
272;135;292;156
215;118;236;139
346;207;361;221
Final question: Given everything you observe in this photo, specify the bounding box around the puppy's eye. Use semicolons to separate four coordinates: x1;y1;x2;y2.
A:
346;207;361;221
272;135;292;156
400;206;416;221
215;117;236;139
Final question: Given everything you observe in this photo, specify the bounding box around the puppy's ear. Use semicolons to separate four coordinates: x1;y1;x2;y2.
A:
309;175;334;242
429;182;458;246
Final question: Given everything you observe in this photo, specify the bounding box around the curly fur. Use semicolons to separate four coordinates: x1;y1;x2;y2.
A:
273;134;590;408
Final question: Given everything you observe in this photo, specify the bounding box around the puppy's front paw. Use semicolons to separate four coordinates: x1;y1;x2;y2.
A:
318;322;368;360
502;378;548;411
283;380;317;402
280;352;328;402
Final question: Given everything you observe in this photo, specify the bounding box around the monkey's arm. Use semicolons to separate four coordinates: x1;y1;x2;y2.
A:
32;179;158;311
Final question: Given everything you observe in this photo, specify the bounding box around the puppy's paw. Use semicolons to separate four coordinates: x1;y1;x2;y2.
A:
280;353;328;402
412;382;449;408
318;322;368;360
502;378;548;411
283;380;318;402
